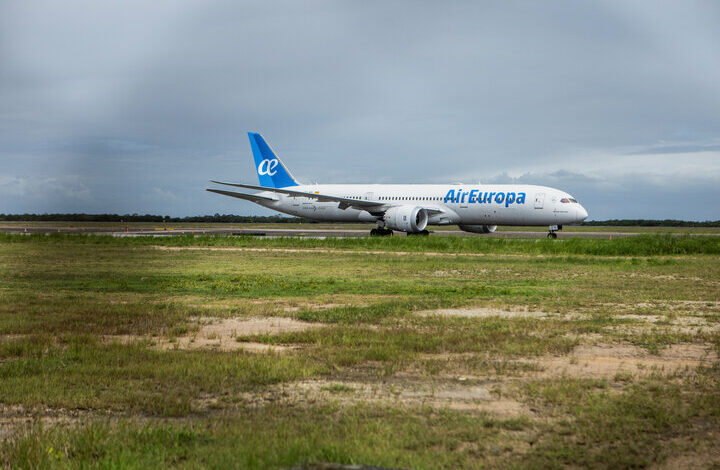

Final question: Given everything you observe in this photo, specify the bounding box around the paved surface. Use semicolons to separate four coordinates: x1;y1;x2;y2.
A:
0;225;697;239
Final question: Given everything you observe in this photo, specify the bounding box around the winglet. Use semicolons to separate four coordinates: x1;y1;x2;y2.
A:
248;132;299;188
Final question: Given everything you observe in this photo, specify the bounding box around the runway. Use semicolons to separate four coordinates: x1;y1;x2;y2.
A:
1;225;711;239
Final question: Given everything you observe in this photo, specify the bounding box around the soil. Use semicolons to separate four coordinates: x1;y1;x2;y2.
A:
528;343;718;379
104;316;323;353
226;379;531;417
417;307;549;319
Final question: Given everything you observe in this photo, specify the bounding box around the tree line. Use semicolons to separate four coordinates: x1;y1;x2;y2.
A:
0;213;316;223
579;219;720;227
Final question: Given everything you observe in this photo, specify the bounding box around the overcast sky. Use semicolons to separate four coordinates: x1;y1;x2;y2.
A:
1;1;719;220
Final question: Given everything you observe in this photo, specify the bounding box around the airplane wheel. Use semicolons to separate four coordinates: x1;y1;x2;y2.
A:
408;230;430;236
547;232;557;239
371;228;393;236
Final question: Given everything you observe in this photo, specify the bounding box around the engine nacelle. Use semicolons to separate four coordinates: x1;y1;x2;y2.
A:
458;224;497;234
383;206;428;233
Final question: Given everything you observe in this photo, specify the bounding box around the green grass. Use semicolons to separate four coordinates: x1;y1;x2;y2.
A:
3;232;720;255
1;405;535;470
3;376;719;469
244;317;580;368
522;376;720;468
1;234;718;468
0;336;322;416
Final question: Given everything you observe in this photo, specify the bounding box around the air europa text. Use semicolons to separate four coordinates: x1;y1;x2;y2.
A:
443;190;527;207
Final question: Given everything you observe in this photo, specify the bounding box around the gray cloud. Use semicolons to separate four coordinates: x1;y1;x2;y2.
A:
1;1;719;219
485;169;718;220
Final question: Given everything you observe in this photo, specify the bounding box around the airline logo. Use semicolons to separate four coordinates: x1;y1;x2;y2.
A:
444;189;527;207
257;158;279;176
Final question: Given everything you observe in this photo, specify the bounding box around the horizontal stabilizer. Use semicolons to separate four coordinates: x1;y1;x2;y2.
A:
206;188;278;203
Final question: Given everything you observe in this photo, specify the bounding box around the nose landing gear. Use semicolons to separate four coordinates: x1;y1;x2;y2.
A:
547;225;562;239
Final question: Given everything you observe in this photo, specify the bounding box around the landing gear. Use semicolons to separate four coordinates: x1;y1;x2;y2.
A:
370;227;393;236
547;225;562;239
407;230;430;236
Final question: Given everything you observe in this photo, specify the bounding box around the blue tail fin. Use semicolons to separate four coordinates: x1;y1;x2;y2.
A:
248;132;299;188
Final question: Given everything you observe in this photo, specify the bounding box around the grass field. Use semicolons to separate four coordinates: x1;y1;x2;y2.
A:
1;234;719;468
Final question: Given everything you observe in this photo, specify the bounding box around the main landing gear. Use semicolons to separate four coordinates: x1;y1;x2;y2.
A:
370;227;393;236
407;230;430;236
547;225;562;239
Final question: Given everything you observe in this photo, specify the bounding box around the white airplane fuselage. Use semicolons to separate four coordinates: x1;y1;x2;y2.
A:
253;184;588;227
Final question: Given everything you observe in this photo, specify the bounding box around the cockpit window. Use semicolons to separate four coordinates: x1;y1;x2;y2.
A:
569;198;578;203
561;197;579;203
560;198;570;203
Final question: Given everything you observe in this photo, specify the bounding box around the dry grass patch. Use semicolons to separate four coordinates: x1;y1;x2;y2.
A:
104;316;324;353
0;405;110;441
526;343;717;380
233;379;531;418
165;294;399;317
650;428;720;470
599;300;720;314
417;307;551;319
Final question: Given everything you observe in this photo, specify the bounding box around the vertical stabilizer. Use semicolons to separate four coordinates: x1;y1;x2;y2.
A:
248;132;299;188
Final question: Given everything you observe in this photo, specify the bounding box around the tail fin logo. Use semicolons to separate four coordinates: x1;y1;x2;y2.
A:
247;132;299;188
257;158;279;176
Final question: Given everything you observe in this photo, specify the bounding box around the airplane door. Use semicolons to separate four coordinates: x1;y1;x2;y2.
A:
534;193;545;209
364;192;374;201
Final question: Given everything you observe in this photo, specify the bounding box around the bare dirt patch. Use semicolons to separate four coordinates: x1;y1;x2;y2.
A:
600;300;720;314
612;312;715;327
283;303;341;313
528;343;718;379
614;314;663;322
607;322;720;335
0;405;107;440
104;317;323;353
230;379;530;417
598;302;720;334
198;316;321;336
162;294;394;317
417;307;550;319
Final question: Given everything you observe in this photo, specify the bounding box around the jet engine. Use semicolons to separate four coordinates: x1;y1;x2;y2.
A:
383;206;428;233
458;224;497;234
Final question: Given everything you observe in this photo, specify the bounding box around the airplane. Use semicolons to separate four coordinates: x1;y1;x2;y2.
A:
207;133;588;238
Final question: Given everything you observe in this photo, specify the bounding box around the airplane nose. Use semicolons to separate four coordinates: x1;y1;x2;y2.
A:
576;205;588;221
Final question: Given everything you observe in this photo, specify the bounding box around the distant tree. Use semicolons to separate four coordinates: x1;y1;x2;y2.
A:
580;219;720;227
0;213;319;223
